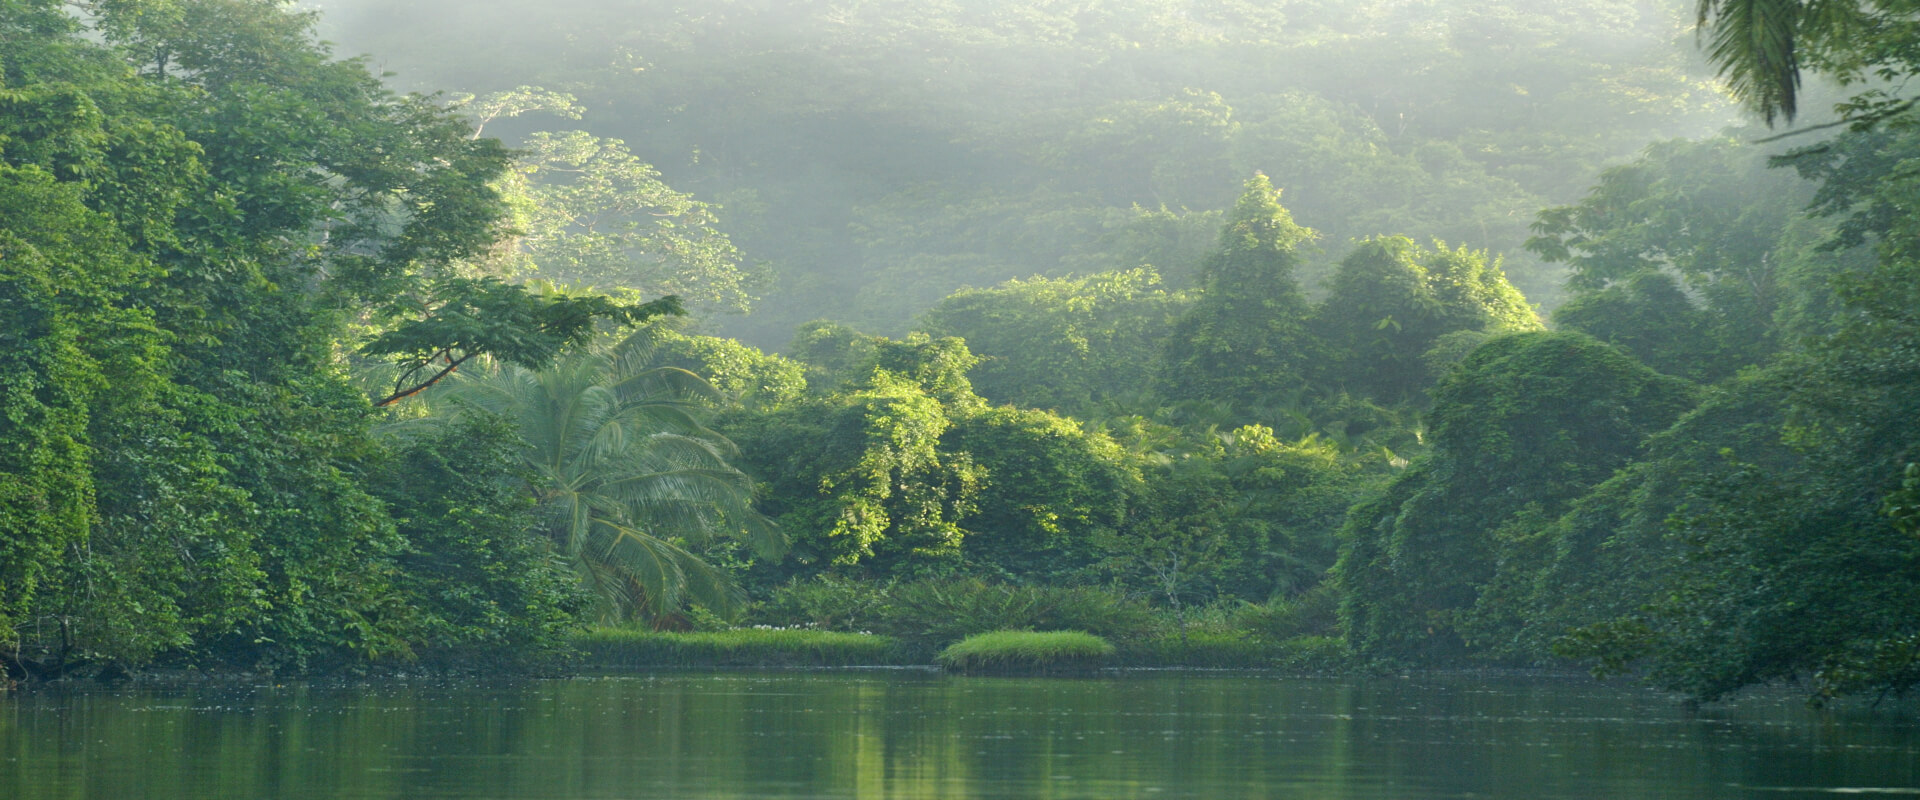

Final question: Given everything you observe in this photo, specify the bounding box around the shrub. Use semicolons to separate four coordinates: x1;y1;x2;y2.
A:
573;628;908;668
937;631;1115;674
1271;636;1351;672
752;576;894;633
1117;630;1272;668
1231;584;1341;642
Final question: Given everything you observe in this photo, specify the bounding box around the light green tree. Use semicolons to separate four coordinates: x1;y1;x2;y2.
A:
452;87;756;311
1157;174;1317;410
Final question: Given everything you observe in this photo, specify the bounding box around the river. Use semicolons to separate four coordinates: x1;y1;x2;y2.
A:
3;671;1916;798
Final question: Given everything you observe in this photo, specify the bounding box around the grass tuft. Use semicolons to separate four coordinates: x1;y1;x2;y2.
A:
574;628;909;668
936;630;1116;675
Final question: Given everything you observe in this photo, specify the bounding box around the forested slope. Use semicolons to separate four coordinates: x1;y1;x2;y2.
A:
315;0;1741;346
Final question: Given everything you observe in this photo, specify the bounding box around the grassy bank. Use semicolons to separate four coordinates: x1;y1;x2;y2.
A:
574;628;912;668
937;631;1116;674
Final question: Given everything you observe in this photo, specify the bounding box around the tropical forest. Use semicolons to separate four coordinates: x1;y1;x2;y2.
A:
6;0;1920;756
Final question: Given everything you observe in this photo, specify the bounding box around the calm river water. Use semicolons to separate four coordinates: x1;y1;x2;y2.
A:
3;671;1917;799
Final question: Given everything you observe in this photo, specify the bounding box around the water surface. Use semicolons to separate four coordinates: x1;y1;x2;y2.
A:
3;671;1916;798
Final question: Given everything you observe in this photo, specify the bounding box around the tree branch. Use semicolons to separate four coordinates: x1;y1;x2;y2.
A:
1750;98;1920;143
375;350;477;407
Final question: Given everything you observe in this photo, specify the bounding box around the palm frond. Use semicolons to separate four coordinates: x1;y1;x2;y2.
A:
434;336;780;622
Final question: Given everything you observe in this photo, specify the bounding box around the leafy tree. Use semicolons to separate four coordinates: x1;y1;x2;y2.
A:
1550;271;1726;382
1310;237;1540;402
3;0;684;674
620;319;808;411
370;415;586;666
0;165;152;663
1108;424;1380;611
363;279;682;406
942;407;1137;583
1332;331;1697;662
914;269;1190;415
323;0;1743;346
726;335;986;578
786;320;882;394
1527;137;1823;379
433;334;785;622
1158;174;1317;410
490;126;756;311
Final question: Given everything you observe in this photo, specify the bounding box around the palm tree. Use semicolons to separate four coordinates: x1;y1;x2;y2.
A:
1693;0;1866;125
436;331;784;623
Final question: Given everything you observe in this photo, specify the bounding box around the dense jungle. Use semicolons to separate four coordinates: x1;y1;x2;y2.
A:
3;0;1918;705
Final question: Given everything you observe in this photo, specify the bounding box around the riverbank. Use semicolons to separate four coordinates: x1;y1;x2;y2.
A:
571;628;1354;672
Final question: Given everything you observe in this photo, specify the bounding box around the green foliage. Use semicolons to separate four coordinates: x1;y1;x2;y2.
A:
725;335;990;576
1566;116;1920;702
877;580;1156;652
431;332;784;623
363;278;683;406
1551;271;1728;382
0;164;144;653
1528;137;1829;380
621;320;807;410
914;269;1189;415
936;630;1116;674
1232;584;1344;643
324;0;1744;344
1106;425;1378;608
371;415;586;667
751;575;896;634
786;320;881;394
943;407;1136;582
1310;236;1540;402
0;0;513;673
574;627;906;667
1159;175;1318;410
1333;331;1698;662
453;87;757;312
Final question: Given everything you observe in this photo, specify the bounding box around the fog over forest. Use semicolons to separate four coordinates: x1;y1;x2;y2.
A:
312;0;1749;347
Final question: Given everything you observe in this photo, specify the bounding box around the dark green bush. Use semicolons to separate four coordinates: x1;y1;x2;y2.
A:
1117;630;1272;668
1231;584;1341;642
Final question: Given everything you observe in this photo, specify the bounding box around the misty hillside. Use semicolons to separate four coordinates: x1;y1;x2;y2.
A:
314;0;1740;346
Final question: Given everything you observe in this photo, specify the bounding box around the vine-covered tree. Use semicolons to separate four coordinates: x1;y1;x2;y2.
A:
1333;332;1696;662
1158;174;1317;411
1309;237;1539;402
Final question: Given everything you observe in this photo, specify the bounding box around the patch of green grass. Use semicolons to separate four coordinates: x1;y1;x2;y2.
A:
936;630;1116;675
574;628;909;668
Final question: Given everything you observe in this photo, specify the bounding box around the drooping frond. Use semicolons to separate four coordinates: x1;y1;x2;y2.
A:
432;336;783;622
1696;0;1869;126
1698;0;1807;124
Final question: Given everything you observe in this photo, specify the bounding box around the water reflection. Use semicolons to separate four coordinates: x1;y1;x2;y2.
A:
2;672;1916;799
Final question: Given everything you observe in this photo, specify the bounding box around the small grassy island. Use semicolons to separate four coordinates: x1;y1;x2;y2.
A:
937;631;1116;675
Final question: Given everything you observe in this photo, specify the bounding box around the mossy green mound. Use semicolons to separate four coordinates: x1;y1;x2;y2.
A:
575;628;909;668
937;630;1116;675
